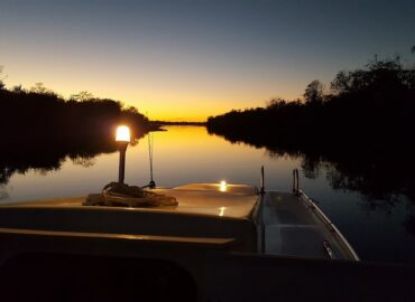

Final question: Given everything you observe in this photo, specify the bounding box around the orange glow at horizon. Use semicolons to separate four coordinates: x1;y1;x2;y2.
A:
2;0;413;122
1;59;306;122
0;80;301;122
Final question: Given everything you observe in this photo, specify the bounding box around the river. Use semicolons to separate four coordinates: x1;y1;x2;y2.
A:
1;125;414;264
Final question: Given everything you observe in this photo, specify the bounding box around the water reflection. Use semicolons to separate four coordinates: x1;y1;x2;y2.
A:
72;157;97;168
1;125;414;206
211;125;415;205
0;126;297;202
1;125;414;207
0;139;116;185
0;185;9;200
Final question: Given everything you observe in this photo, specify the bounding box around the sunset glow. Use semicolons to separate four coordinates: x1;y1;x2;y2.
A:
1;0;415;276
1;1;414;121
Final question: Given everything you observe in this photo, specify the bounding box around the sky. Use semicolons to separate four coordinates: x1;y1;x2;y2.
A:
0;0;414;121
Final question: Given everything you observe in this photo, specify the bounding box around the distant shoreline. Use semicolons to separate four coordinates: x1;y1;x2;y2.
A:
152;121;207;126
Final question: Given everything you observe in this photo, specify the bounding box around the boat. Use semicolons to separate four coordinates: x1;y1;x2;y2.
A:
0;127;413;301
0;172;358;260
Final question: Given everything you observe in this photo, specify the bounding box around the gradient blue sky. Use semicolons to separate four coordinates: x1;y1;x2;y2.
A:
1;0;414;121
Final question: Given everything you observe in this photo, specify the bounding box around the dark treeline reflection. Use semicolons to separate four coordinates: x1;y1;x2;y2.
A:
0;83;153;184
208;57;415;204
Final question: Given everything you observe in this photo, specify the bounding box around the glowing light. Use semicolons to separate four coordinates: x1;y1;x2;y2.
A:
219;206;226;217
219;180;227;192
115;125;131;142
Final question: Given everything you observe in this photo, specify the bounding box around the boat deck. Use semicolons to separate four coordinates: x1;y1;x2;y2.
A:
0;183;357;259
0;183;259;252
5;183;258;219
262;191;356;260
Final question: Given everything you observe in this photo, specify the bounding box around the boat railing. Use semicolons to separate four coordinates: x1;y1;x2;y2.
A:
299;188;360;261
260;166;265;195
291;168;360;261
292;168;300;194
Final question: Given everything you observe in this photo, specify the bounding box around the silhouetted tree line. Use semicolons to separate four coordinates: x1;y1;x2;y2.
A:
0;80;153;184
207;56;415;202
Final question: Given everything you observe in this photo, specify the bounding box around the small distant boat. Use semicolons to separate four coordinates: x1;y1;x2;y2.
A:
0;169;413;302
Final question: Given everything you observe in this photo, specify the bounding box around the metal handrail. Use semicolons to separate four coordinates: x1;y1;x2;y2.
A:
292;169;299;194
260;166;265;194
298;188;360;261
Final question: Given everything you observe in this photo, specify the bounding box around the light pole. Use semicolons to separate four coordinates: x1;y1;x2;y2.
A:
115;125;131;184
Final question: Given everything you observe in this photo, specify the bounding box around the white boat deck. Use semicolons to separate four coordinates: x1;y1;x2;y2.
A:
6;183;258;219
262;191;358;260
0;183;259;252
0;183;358;259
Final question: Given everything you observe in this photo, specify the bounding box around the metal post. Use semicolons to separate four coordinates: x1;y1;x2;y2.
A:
148;132;156;189
292;170;296;193
260;166;265;194
293;169;299;194
118;143;128;184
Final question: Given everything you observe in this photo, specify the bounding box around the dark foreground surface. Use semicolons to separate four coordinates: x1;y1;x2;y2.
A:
0;252;414;302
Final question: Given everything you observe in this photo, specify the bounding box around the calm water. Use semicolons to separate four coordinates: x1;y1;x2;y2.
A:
1;125;415;264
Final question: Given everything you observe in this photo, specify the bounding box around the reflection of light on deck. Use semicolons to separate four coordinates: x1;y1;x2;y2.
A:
219;207;226;216
219;180;227;192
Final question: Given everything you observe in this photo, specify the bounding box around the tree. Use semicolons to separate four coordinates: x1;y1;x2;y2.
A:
330;71;351;94
303;80;323;103
30;82;48;94
0;66;5;90
12;85;24;93
331;57;406;96
70;91;94;101
266;97;286;109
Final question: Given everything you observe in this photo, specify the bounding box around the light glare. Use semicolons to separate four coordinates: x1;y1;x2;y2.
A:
219;180;227;192
219;206;226;216
116;125;131;142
